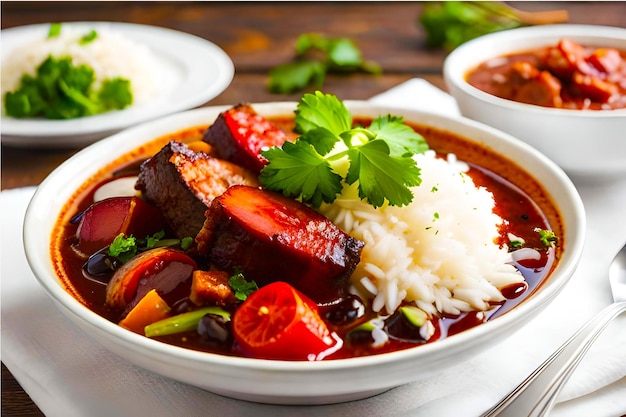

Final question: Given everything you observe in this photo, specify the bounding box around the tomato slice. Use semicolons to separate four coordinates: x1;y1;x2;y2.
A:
232;282;339;360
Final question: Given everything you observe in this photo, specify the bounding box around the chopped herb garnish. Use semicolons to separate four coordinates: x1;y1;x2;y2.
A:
144;230;166;249
229;271;258;301
108;233;137;263
98;77;133;110
180;237;193;251
509;240;524;250
259;91;428;208
80;29;98;45
107;231;193;264
48;23;62;38
268;33;381;93
535;228;558;247
3;55;133;120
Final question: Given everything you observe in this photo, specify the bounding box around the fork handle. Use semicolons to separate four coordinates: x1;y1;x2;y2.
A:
481;301;626;417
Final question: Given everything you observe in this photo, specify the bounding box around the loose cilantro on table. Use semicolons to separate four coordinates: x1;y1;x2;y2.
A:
418;1;568;50
259;91;428;208
268;33;381;94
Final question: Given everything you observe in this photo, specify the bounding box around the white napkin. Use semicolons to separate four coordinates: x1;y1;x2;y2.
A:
2;79;626;416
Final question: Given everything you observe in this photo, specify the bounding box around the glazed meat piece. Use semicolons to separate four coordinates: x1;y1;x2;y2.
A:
202;104;290;173
190;270;237;306
196;185;364;303
509;61;563;108
135;141;259;239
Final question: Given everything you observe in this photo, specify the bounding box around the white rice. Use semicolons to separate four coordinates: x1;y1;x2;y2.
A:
319;150;525;317
1;25;158;105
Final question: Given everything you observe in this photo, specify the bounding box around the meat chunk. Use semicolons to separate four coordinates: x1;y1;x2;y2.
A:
202;104;290;173
135;141;259;239
506;62;563;108
190;270;237;306
196;185;364;303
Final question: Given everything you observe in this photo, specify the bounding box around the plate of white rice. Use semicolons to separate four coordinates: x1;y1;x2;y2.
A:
0;22;234;148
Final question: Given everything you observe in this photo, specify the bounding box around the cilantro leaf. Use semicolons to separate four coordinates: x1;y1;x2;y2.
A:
295;91;352;136
260;140;343;208
267;61;326;94
229;271;258;301
108;233;138;263
327;38;364;69
268;33;381;94
368;115;429;157
98;77;133;111
144;230;166;249
180;237;193;251
346;139;422;207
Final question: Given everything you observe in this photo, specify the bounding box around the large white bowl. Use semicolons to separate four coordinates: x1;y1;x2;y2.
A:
23;102;585;405
443;24;626;182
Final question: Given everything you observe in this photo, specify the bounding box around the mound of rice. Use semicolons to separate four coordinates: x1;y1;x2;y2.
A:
1;25;158;106
320;150;524;317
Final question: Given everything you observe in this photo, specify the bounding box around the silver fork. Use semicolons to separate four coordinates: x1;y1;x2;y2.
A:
481;243;626;417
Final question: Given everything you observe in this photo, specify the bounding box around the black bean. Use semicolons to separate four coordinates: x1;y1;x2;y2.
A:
197;313;231;344
324;295;366;325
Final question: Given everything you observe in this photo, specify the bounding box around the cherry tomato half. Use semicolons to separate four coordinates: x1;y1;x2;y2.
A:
232;281;340;360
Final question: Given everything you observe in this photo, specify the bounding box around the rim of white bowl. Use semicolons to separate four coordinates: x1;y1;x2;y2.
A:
23;101;586;374
443;24;626;117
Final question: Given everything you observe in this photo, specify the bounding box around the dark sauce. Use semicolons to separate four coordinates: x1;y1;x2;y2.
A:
51;117;563;360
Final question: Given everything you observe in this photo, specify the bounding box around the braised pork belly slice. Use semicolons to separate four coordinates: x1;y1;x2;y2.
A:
196;185;364;304
135;141;259;239
202;104;291;173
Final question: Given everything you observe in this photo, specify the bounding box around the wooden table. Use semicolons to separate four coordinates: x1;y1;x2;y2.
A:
2;2;624;415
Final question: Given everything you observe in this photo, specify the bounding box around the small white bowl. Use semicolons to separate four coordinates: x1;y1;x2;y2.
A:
444;24;626;182
23;102;585;405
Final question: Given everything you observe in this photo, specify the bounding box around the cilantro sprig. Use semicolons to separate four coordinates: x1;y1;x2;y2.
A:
418;1;568;50
259;91;428;208
268;33;381;94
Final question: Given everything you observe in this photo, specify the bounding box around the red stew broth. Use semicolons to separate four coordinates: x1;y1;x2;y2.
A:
51;116;564;359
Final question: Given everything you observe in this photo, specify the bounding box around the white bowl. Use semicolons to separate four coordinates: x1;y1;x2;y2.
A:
23;102;585;405
443;24;626;182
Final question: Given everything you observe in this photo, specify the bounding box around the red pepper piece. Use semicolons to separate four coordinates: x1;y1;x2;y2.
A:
233;281;339;360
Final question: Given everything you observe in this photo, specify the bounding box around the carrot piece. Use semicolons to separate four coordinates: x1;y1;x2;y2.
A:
119;289;172;335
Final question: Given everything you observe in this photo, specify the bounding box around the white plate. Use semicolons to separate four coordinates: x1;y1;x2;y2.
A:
0;22;234;148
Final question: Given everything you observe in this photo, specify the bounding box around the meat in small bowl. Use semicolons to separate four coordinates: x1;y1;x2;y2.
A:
444;24;626;182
